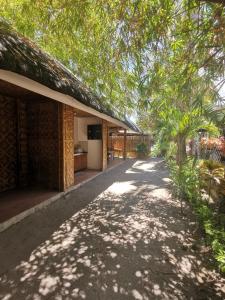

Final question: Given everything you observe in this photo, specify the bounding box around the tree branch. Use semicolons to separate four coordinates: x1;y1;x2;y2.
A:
198;0;225;6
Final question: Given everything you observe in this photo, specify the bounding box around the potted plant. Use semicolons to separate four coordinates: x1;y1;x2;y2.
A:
136;142;148;159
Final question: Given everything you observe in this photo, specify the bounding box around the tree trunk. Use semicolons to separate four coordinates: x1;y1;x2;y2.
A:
176;134;187;168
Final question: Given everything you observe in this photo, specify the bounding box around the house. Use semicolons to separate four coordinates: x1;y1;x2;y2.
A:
0;22;139;230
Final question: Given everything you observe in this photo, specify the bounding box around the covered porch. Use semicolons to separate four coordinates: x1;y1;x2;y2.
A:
0;79;128;232
74;157;124;186
0;157;124;232
0;25;138;232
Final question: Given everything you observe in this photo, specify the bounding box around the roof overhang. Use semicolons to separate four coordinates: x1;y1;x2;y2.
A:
0;69;133;131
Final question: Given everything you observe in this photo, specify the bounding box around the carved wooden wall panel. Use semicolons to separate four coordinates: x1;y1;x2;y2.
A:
27;99;60;189
0;95;17;192
27;101;39;184
17;99;28;187
62;104;74;190
0;93;61;193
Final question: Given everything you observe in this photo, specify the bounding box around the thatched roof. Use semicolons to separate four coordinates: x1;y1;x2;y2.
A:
0;21;140;132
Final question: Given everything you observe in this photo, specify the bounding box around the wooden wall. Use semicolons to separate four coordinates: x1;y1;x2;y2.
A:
0;91;103;193
0;94;62;192
0;95;29;192
0;95;17;192
108;134;151;158
17;99;28;187
27;99;60;189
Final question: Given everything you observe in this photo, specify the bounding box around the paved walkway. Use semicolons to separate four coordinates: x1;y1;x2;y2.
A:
0;159;224;299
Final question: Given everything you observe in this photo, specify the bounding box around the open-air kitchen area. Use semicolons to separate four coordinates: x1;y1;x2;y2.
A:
74;115;103;171
73;113;124;186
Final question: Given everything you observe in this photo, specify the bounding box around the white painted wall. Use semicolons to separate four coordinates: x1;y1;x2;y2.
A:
87;140;102;169
74;116;102;170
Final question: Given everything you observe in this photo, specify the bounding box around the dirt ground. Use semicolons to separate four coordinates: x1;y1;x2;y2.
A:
0;158;225;300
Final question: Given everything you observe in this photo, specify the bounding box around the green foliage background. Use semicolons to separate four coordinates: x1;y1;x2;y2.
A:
1;0;225;122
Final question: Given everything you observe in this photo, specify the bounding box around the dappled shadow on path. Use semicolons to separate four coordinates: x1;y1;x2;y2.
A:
0;159;225;299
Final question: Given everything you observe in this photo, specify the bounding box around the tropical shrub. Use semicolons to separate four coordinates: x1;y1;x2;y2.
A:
165;142;177;160
136;142;148;158
168;157;225;273
199;160;225;203
151;130;170;157
168;158;200;202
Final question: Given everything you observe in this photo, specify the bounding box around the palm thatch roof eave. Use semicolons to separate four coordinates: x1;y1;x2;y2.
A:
0;21;140;132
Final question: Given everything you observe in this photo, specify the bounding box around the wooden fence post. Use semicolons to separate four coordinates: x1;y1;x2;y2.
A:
123;129;127;160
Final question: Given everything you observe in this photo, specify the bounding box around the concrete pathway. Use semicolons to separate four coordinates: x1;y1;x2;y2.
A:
0;159;224;299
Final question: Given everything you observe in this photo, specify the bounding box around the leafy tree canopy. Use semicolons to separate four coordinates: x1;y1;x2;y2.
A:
0;0;224;122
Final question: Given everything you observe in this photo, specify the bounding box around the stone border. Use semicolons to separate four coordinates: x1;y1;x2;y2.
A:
0;159;125;233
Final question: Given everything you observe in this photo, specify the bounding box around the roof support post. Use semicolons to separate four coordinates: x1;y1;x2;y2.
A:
123;129;127;160
59;104;74;191
102;119;108;171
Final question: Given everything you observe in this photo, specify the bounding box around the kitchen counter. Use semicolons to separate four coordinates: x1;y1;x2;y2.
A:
74;152;87;172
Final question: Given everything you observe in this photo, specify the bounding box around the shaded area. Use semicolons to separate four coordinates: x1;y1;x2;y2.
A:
0;187;57;223
0;159;225;299
74;170;100;186
107;158;124;169
0;159;124;225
